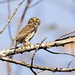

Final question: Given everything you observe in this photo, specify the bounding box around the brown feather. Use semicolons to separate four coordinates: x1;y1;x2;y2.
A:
16;24;37;44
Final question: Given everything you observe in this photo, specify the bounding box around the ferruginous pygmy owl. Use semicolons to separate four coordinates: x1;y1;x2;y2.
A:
15;17;40;47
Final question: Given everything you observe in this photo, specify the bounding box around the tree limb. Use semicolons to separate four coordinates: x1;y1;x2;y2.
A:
0;57;75;72
0;36;75;57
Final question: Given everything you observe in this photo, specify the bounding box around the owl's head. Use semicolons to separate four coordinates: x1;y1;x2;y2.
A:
28;17;40;26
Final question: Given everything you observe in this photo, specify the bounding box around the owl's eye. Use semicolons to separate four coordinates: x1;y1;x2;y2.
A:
35;20;38;23
29;18;34;23
30;18;34;21
35;19;40;24
36;18;39;21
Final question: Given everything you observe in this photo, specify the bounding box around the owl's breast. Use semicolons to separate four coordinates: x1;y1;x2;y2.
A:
25;31;35;42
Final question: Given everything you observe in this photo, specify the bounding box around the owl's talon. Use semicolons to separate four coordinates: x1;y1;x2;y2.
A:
26;41;32;46
21;45;24;49
23;42;26;47
21;42;26;48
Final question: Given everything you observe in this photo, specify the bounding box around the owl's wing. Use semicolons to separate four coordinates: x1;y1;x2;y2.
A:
16;25;37;42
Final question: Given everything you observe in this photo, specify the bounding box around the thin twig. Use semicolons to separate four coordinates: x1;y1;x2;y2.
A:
8;0;12;41
29;0;44;8
7;0;12;75
0;0;17;3
67;61;72;68
30;47;38;75
37;70;44;74
56;31;75;41
30;37;47;75
44;49;75;57
7;62;11;75
0;0;25;34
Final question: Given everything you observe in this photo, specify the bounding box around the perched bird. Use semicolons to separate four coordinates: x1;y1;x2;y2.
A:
15;17;40;48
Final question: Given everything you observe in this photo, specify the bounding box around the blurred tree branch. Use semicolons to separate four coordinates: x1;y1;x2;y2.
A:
0;0;25;34
7;0;12;75
0;0;17;3
8;0;12;41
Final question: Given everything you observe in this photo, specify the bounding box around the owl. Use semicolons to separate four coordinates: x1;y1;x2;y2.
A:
15;17;40;47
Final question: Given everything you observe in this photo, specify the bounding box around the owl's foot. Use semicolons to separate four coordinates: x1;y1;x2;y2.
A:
23;42;26;46
21;42;26;48
26;41;32;46
21;45;25;49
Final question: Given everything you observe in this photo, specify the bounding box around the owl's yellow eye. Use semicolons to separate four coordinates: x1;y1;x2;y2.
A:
28;18;34;23
34;19;40;24
35;20;39;22
36;18;39;21
30;18;34;21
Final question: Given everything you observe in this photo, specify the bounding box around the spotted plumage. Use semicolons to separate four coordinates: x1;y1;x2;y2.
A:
15;17;40;47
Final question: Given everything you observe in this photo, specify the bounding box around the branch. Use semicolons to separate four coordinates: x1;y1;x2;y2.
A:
0;36;75;57
67;61;72;68
7;0;12;75
44;49;75;57
30;37;47;75
0;0;25;34
0;0;17;3
8;0;12;41
56;31;75;41
0;57;75;72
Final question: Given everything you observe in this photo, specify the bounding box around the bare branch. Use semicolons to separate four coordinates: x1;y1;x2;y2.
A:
7;62;11;75
8;0;12;41
56;31;75;41
44;49;75;57
0;36;75;57
0;0;17;3
30;37;47;75
67;61;72;68
7;0;12;75
0;0;25;34
0;57;75;72
30;47;41;74
37;70;44;74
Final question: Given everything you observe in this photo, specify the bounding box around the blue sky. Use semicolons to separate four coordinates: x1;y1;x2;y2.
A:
0;0;75;75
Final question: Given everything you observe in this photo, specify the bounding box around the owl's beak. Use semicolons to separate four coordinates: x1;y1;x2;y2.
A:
34;22;37;24
32;22;36;25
